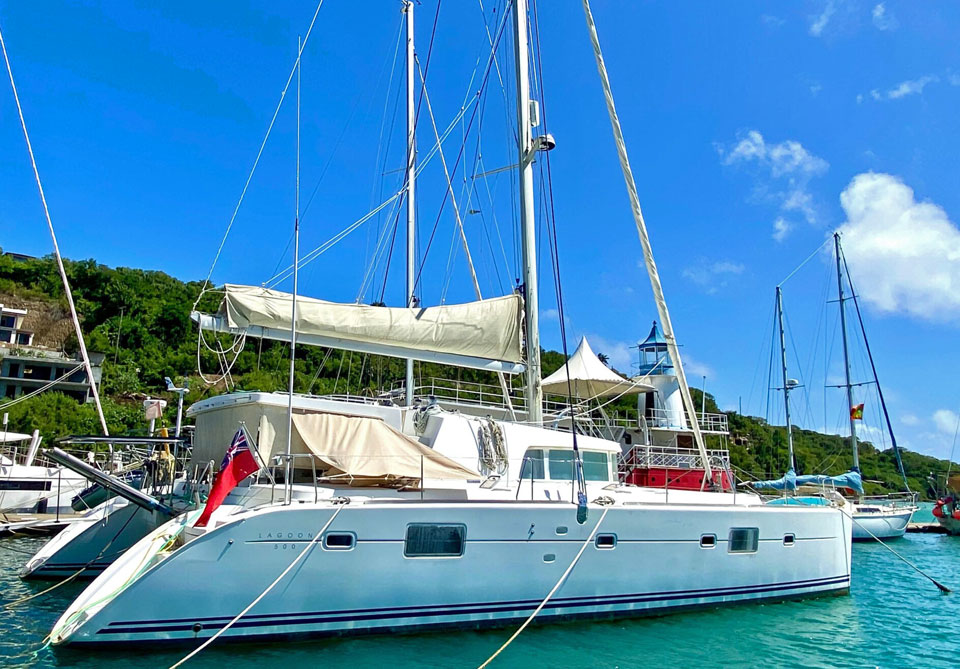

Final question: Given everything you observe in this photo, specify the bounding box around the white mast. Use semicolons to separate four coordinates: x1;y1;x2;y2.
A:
512;0;543;424
404;0;417;407
0;23;109;436
284;35;302;503
581;0;713;487
775;286;795;472
834;232;860;472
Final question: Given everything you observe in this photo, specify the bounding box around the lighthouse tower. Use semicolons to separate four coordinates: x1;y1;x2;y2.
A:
634;321;688;430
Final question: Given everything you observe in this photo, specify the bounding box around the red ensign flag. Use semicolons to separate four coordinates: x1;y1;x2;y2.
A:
195;428;259;528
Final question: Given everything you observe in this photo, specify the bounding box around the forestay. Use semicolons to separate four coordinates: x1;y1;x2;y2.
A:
193;284;525;373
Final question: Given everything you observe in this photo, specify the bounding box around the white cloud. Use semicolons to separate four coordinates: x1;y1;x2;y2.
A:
949;73;960;86
862;74;941;102
773;218;792;242
682;260;745;294
901;413;921;427
933;409;959;435
683;353;714;380
542;308;559;321
809;0;836;36
887;74;938;99
719;130;828;237
724;131;828;178
582;334;633;372
837;172;960;321
761;15;786;28
809;83;823;96
871;3;898;31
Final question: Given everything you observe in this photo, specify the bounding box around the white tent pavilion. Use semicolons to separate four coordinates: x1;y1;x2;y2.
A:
541;337;653;400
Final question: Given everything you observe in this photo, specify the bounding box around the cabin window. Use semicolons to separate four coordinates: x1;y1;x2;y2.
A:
547;449;574;480
728;528;759;553
700;534;717;549
404;523;466;558
523;449;545;479
783;534;795;547
595;534;617;549
582;452;610;481
322;532;356;551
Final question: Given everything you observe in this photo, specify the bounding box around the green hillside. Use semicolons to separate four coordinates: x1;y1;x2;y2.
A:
0;253;952;499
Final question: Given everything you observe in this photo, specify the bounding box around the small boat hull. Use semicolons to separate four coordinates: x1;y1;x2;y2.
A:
851;506;914;540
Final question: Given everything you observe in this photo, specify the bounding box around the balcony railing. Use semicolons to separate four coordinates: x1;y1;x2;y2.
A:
620;445;731;472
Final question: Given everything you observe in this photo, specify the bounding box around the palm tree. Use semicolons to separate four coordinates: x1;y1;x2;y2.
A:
597;352;610;366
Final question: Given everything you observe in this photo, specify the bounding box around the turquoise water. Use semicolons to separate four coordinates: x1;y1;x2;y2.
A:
1;507;957;668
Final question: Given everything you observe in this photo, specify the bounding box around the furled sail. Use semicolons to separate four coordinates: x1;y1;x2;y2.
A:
192;284;525;373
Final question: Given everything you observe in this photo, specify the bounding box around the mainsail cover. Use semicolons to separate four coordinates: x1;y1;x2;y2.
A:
291;412;480;484
751;468;864;494
197;284;524;369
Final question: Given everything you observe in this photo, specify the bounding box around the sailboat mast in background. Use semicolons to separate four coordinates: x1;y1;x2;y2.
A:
775;286;796;472
834;232;860;473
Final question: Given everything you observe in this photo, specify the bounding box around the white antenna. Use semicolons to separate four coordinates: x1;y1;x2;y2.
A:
284;35;302;503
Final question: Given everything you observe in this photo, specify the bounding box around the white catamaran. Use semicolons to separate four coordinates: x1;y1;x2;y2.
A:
50;0;852;648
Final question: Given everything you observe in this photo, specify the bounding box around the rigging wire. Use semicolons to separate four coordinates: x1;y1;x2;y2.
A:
0;21;110;436
840;242;910;489
531;0;589;513
193;0;327;310
412;1;512;294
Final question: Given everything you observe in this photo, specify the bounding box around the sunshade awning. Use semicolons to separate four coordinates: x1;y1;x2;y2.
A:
541;337;653;399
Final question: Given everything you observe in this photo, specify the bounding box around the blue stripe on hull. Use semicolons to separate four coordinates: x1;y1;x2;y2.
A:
96;574;849;638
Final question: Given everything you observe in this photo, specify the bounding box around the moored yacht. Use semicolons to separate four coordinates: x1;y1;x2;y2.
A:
50;391;851;646
0;430;89;514
51;0;853;649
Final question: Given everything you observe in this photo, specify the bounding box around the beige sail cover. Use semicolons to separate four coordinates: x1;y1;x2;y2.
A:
541;337;653;399
218;284;523;363
291;413;480;484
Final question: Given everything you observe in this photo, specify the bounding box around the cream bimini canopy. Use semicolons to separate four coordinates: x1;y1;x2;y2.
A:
191;284;525;373
191;401;479;485
291;413;479;485
541;337;654;399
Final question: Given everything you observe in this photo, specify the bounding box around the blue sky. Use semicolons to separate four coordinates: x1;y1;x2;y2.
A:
1;1;958;460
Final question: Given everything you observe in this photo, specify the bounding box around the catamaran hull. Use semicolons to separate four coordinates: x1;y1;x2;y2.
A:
20;498;163;580
52;500;851;646
0;464;88;513
851;507;914;540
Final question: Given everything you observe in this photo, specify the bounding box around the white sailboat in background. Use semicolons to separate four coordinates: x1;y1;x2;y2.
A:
752;233;916;540
50;0;851;649
0;428;87;516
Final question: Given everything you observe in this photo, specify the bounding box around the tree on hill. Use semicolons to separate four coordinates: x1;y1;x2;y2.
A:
0;253;954;498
